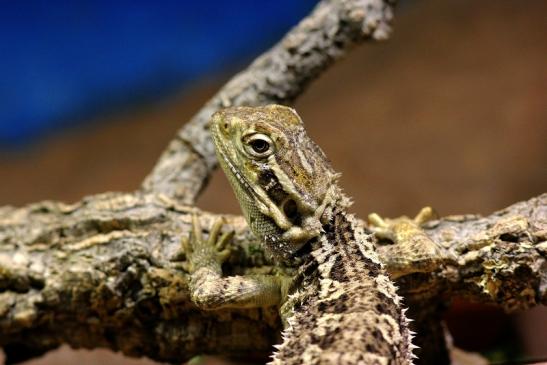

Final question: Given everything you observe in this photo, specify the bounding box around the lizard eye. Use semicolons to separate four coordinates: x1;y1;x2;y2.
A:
244;134;274;158
250;139;269;153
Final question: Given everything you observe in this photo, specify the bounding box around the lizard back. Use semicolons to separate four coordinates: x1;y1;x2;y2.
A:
272;205;414;365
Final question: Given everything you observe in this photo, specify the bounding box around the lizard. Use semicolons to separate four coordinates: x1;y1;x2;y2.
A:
182;104;417;364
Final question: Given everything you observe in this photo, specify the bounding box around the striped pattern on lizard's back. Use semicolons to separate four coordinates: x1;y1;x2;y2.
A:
271;205;414;365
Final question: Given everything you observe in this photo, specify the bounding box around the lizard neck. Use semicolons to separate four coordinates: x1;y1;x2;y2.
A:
314;203;384;280
279;187;349;266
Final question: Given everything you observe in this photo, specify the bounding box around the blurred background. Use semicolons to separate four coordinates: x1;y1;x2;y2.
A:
0;0;545;364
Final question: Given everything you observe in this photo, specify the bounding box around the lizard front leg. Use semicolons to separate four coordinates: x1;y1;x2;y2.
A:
183;214;290;310
368;207;450;279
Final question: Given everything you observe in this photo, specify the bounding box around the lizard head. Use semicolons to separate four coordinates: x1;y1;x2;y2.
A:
211;105;339;260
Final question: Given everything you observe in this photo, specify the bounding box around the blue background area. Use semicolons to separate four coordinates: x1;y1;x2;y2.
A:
0;1;317;148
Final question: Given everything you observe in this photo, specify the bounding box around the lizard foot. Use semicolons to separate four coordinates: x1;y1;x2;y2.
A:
181;215;286;310
368;206;437;238
368;207;444;279
180;215;234;274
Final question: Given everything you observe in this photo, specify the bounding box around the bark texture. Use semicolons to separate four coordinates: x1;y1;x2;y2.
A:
0;193;545;364
0;193;282;364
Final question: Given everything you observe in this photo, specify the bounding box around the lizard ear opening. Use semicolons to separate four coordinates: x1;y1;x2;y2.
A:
282;198;301;226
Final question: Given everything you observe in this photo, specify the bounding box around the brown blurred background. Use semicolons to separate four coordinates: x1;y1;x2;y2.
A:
1;0;546;364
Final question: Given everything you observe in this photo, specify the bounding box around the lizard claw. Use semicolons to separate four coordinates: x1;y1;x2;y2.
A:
367;212;394;240
215;230;235;251
180;236;192;254
414;206;438;225
367;212;388;228
183;215;234;273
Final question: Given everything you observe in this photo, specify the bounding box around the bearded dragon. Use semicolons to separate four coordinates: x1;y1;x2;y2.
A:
183;105;418;364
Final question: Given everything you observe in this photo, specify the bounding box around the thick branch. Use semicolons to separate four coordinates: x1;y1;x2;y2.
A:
0;193;544;364
141;0;395;204
0;193;279;364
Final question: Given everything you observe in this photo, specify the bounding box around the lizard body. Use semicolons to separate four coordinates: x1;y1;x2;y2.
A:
184;105;415;364
272;205;413;364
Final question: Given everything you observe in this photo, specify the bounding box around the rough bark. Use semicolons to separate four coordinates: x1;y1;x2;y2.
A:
0;193;282;364
0;193;545;364
141;0;395;204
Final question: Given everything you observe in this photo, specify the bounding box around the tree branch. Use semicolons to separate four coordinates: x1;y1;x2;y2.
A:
141;0;395;204
0;193;544;364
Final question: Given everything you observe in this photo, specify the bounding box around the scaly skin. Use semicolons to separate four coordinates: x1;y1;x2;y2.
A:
185;105;416;364
369;207;446;279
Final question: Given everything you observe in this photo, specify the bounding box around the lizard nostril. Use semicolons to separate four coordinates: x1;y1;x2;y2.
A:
219;121;231;136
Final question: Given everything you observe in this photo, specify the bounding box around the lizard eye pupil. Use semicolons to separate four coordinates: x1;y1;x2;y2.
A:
245;133;274;157
250;139;270;153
